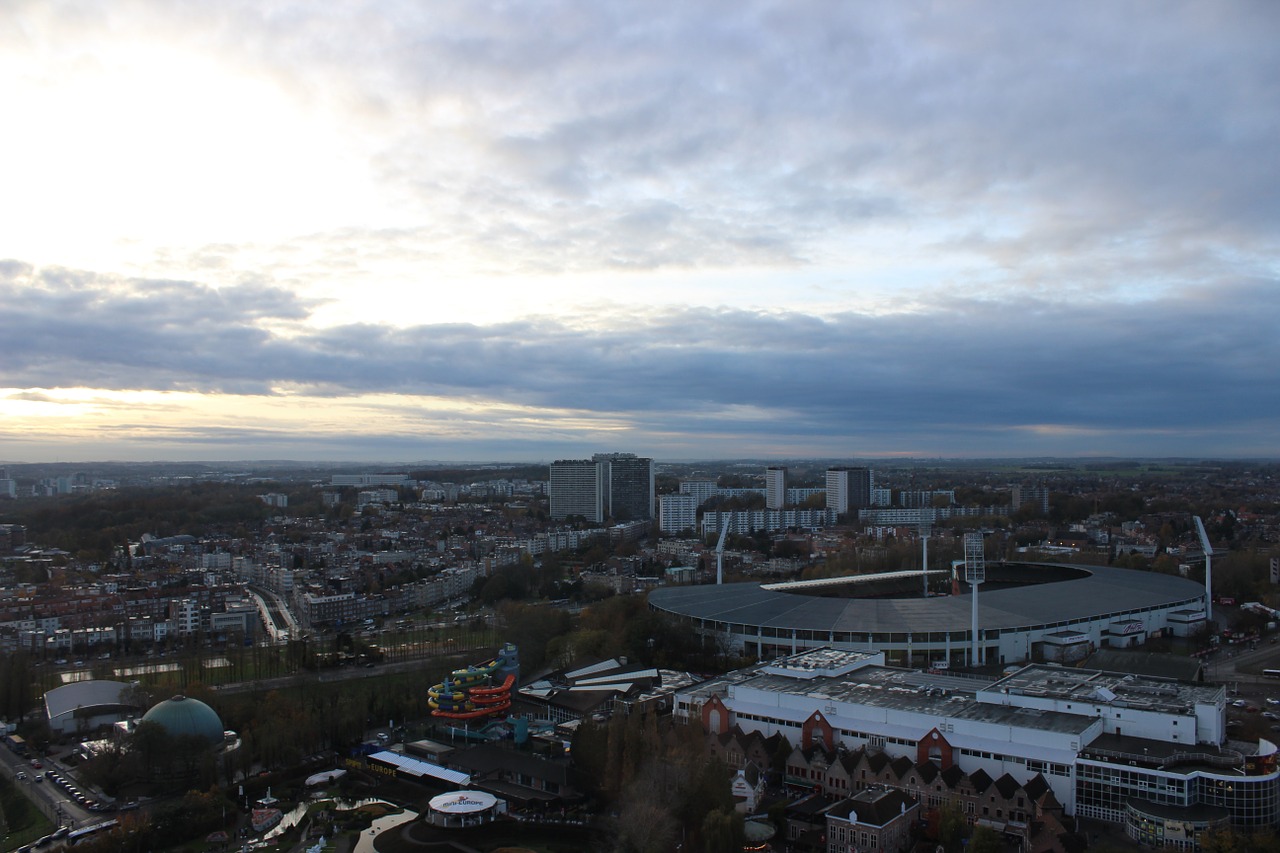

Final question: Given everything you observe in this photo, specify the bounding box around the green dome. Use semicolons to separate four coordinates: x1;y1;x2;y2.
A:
141;695;224;745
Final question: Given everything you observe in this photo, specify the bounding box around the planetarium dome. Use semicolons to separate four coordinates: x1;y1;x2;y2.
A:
140;695;225;745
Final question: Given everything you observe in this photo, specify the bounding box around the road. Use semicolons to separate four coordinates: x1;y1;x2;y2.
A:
1204;641;1280;693
0;750;93;835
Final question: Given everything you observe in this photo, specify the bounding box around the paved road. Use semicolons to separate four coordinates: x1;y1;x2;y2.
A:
1205;642;1280;692
0;751;89;832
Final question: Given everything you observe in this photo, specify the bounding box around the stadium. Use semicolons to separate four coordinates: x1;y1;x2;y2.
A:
648;562;1208;669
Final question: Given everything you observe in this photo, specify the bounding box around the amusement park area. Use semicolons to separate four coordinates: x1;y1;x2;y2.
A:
324;636;766;853
299;641;614;853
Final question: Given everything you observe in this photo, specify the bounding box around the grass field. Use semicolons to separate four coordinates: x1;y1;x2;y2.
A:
0;778;54;853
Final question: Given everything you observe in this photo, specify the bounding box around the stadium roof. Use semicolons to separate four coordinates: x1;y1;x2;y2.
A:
649;564;1205;635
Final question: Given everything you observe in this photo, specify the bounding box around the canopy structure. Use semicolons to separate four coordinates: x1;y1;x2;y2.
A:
426;790;505;828
369;750;470;786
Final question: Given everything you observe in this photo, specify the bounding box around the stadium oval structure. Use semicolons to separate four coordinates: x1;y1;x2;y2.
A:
648;562;1208;668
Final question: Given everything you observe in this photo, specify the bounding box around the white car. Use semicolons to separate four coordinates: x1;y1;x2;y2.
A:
1233;699;1248;707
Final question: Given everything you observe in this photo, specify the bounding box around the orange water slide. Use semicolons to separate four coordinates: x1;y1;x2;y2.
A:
468;673;515;698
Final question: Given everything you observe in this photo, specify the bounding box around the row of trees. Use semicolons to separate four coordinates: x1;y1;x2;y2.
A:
6;482;274;561
573;713;744;853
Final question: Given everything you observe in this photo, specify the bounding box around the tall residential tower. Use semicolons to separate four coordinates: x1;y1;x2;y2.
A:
765;466;787;510
593;453;655;521
826;467;872;516
549;460;606;522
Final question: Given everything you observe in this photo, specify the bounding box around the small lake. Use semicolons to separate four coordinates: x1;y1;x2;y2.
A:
263;796;416;850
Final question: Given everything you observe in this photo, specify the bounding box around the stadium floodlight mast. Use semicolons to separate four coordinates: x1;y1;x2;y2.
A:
716;514;732;585
919;519;932;598
964;532;985;667
1193;516;1214;624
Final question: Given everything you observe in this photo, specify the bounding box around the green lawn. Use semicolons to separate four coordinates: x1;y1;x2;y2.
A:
0;779;55;852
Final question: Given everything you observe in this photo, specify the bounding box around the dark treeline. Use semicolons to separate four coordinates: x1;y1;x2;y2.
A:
408;464;548;483
572;713;747;853
4;483;275;560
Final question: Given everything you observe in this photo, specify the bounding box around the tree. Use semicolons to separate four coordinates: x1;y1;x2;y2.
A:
128;720;171;779
968;825;1002;853
701;809;745;853
611;798;676;853
935;803;967;853
1199;828;1242;853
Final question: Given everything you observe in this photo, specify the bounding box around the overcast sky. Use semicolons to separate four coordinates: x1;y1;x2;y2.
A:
1;1;1276;463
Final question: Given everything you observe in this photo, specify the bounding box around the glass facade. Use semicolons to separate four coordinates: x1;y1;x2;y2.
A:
1077;759;1279;829
1126;802;1230;850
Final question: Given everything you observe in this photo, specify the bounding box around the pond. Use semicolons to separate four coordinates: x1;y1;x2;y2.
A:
263;796;414;843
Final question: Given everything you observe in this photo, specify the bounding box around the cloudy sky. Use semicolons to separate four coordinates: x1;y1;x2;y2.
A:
1;1;1277;463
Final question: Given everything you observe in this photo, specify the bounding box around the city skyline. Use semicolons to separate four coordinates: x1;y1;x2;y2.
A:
2;2;1277;463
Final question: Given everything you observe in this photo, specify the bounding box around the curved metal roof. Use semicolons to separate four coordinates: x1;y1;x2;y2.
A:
44;680;138;721
648;564;1205;635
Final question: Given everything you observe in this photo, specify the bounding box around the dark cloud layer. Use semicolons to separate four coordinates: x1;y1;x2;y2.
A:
3;264;1276;457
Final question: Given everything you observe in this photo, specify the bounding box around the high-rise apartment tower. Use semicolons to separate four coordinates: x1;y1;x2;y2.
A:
593;453;654;521
826;467;873;516
549;460;606;522
765;466;787;510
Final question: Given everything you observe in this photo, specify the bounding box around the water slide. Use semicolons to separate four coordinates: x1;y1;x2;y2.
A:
428;644;518;719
